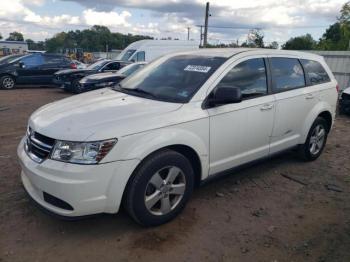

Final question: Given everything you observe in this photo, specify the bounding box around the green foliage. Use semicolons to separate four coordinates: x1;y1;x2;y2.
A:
6;31;24;41
45;25;153;53
248;29;264;48
282;34;316;50
0;33;2;40
25;39;45;51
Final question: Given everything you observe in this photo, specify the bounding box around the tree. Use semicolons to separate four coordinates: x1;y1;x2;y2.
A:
282;34;316;50
6;31;24;41
25;39;45;51
338;1;350;24
0;33;2;40
247;29;264;48
267;41;279;49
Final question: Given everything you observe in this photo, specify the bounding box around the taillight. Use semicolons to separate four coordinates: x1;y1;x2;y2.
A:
336;84;339;93
70;63;77;69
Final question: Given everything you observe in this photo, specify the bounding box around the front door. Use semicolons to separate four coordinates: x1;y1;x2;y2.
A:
207;57;275;175
16;55;45;84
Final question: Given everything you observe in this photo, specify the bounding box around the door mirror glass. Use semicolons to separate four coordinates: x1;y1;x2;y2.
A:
19;61;26;68
208;86;242;106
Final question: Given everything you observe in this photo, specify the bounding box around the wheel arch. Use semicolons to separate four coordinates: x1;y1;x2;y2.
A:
300;102;334;144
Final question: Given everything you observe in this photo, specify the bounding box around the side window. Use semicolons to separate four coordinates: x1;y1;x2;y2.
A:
44;56;63;65
216;58;268;99
270;58;305;92
300;59;330;85
104;62;120;70
136;51;145;62
20;55;44;68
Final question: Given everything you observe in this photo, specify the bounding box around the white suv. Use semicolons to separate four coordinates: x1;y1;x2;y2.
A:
18;49;338;226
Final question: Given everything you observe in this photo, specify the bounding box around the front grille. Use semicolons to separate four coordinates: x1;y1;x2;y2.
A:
25;127;55;163
342;92;350;100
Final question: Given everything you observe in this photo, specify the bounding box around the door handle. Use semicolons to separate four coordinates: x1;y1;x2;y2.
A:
260;104;274;111
305;94;314;100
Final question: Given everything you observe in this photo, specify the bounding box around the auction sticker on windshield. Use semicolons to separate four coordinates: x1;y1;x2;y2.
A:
184;65;211;73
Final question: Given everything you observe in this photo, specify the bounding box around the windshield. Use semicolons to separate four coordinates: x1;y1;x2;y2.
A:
0;54;25;64
87;60;108;70
118;63;145;77
118;49;136;61
116;55;227;103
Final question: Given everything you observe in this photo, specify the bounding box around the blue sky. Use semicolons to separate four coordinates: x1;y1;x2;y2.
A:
0;0;346;47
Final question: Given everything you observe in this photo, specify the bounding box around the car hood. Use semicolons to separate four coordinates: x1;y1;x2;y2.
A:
343;87;350;95
29;88;183;141
81;72;124;83
55;69;95;76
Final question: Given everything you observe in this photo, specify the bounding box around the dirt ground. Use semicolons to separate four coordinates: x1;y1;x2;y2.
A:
0;87;350;262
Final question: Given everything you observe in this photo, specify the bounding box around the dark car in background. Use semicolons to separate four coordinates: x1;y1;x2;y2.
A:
53;59;131;93
0;53;75;89
339;87;350;115
77;62;147;93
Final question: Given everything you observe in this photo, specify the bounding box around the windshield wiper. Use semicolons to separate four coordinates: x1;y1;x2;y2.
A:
111;84;157;99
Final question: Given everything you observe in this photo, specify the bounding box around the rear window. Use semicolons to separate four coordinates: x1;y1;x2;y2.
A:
270;58;305;92
300;59;330;85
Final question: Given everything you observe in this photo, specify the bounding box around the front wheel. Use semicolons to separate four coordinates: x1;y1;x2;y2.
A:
124;150;194;226
0;75;15;89
298;117;329;161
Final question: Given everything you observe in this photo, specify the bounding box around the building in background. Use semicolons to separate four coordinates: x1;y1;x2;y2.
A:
0;41;28;56
309;51;350;91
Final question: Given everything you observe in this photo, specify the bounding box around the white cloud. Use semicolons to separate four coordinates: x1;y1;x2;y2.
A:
83;9;131;27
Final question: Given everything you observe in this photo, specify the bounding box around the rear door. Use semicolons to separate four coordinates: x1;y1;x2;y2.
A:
40;55;68;83
269;57;320;154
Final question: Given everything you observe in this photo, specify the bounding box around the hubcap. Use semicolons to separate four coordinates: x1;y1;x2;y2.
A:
3;77;14;89
144;166;186;216
309;124;326;155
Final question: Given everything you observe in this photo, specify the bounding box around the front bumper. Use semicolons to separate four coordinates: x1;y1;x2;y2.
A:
17;138;140;217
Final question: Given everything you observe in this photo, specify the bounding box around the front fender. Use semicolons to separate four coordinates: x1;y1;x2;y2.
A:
105;119;210;180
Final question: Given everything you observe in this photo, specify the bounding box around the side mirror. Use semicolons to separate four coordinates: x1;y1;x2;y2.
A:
207;87;242;107
19;62;26;68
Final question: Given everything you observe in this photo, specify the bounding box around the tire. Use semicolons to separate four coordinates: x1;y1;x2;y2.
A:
71;79;84;94
124;149;194;227
298;117;329;161
0;75;15;89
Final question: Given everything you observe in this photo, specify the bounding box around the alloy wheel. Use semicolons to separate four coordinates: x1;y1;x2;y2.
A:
309;124;326;155
3;77;14;89
144;166;186;216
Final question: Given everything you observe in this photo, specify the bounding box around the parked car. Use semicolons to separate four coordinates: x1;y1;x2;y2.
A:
78;62;147;93
0;53;75;89
18;49;338;226
117;39;199;62
339;87;350;115
53;59;131;92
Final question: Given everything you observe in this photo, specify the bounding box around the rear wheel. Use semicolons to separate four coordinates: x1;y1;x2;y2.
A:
124;149;194;226
0;75;15;89
299;117;329;161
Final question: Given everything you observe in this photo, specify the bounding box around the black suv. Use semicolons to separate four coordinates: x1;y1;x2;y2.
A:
0;53;74;89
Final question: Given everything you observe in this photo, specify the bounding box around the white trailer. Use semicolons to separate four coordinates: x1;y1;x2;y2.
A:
117;40;199;62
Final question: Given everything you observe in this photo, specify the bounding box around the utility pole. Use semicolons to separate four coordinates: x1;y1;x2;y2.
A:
203;2;210;47
187;27;190;40
200;25;203;47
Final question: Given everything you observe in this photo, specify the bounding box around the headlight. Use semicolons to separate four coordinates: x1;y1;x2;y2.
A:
95;82;115;87
51;139;117;164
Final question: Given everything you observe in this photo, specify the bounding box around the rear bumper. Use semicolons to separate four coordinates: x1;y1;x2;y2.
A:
17;138;140;217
